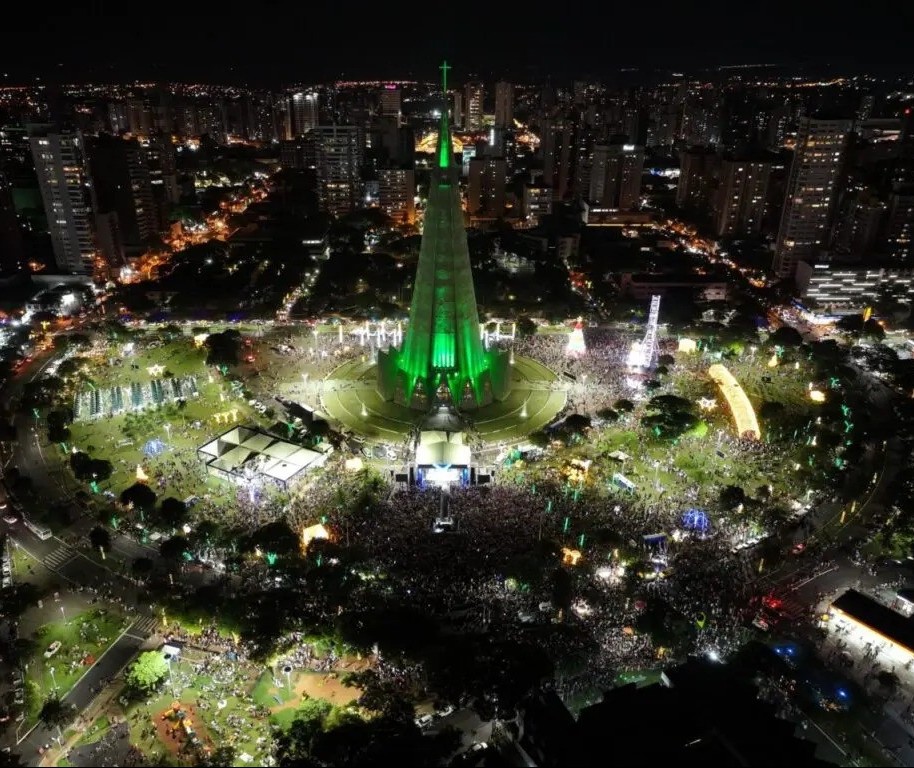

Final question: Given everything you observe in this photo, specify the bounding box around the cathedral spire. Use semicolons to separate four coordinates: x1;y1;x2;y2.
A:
377;62;509;411
437;60;453;170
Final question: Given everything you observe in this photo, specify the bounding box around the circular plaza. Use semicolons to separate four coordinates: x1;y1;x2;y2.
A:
319;354;567;444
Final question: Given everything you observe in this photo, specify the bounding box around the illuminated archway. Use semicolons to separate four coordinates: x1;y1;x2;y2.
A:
707;364;761;440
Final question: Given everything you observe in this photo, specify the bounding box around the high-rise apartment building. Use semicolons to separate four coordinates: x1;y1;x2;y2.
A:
713;156;772;238
884;188;914;262
830;190;885;260
29;126;96;274
126;99;153;136
0;172;24;271
676;147;718;210
467;156;507;216
379;86;402;124
378;167;415;225
452;91;463;129
541;118;573;199
463;83;484;131
290;92;319;137
494;81;514;129
523;184;552;225
588;143;644;210
88;134;157;250
145;133;179;209
310;125;364;217
773;116;851;277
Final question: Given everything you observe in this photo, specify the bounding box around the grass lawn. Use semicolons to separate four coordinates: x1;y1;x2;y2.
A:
501;344;847;543
8;540;57;590
24;609;128;728
251;668;360;728
124;658;273;766
67;339;267;504
72;714;111;748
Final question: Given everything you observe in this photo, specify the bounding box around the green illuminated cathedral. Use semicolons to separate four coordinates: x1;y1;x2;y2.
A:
377;62;508;411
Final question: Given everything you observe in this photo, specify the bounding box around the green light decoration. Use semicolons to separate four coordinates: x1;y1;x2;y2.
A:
376;61;508;410
32;408;39;419
578;533;586;548
696;612;707;630
531;484;536;495
573;489;581;503
110;515;118;527
59;443;67;452
182;551;193;562
438;61;452;169
841;405;851;417
829;377;839;388
563;516;570;533
286;422;294;437
320;515;327;525
266;552;278;566
317;553;323;567
844;421;853;433
90;481;99;494
546;499;553;513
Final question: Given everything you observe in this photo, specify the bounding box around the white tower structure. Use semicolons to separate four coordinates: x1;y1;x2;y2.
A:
566;316;587;356
627;295;661;369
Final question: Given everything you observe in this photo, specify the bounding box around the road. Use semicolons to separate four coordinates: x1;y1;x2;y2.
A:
17;618;157;763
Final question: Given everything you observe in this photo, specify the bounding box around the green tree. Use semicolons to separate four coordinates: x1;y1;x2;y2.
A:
120;482;157;511
516;316;537;338
39;696;73;737
157;497;189;530
160;535;191;562
125;651;169;695
89;526;111;553
201;745;237;767
768;325;803;347
131;557;154;581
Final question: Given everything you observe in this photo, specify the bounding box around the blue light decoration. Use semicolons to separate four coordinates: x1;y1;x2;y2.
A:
681;509;710;534
143;438;167;458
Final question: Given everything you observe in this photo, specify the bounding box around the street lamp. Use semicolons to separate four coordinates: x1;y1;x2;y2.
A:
49;666;58;690
60;605;66;624
281;663;294;700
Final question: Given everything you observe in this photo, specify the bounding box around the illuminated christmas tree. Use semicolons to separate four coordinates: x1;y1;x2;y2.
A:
566;317;587;356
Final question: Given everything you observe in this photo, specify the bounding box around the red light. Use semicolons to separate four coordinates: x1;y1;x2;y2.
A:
906;108;912;116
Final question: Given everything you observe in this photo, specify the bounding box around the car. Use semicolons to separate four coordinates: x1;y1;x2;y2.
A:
471;742;489;752
2;515;17;525
415;714;434;729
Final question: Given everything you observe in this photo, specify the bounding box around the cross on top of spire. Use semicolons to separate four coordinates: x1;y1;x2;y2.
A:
440;60;451;93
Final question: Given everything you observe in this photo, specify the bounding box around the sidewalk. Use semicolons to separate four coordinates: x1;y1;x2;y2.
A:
41;680;126;768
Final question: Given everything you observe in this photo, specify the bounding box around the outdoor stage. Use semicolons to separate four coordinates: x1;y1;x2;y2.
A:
319;355;567;444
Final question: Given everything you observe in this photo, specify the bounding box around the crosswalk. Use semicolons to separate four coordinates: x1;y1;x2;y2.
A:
130;616;160;635
43;544;77;569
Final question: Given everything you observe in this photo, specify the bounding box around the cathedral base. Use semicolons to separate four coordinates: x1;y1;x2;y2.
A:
320;355;566;445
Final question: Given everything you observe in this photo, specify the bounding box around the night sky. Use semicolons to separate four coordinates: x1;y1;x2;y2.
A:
4;2;911;85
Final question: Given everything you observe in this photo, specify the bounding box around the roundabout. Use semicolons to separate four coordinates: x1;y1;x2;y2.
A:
320;354;567;444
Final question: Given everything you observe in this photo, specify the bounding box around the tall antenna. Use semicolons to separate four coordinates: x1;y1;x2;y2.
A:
440;59;451;93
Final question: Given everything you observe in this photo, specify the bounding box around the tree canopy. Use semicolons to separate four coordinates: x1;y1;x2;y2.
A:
125;651;170;696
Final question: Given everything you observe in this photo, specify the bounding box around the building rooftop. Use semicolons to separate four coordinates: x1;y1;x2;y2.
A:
832;589;914;655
